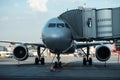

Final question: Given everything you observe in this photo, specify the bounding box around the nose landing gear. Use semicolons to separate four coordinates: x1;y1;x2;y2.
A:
53;53;62;68
53;61;62;68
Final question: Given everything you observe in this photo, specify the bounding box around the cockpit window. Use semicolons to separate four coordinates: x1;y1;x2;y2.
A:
48;23;56;27
48;23;70;28
57;23;64;28
65;23;70;28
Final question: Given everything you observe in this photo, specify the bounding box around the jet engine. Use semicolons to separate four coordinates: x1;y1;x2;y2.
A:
13;45;28;61
95;45;111;62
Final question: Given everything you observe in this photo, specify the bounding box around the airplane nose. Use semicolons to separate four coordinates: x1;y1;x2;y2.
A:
42;28;72;53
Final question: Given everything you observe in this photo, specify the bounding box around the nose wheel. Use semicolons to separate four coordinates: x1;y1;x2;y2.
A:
53;61;62;68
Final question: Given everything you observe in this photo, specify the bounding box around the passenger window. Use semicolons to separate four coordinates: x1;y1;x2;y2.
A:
57;23;64;28
48;23;56;27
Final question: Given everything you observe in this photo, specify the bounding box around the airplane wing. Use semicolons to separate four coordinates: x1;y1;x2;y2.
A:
75;41;112;48
0;40;46;47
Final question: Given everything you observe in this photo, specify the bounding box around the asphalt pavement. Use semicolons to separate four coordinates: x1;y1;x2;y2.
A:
0;54;120;80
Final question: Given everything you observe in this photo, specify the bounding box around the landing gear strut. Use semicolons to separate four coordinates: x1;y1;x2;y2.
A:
35;47;45;65
53;53;62;68
82;46;92;65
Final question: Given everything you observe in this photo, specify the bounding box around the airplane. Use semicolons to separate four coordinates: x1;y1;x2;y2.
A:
0;17;113;68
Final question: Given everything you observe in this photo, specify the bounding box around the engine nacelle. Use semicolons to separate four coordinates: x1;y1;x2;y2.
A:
13;45;28;61
96;45;111;62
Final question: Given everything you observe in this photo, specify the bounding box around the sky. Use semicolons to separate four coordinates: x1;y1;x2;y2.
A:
0;0;120;43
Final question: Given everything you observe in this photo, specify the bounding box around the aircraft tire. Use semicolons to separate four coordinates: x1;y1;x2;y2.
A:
41;57;45;65
83;58;87;65
35;57;39;64
53;62;58;68
58;61;62;68
88;58;92;65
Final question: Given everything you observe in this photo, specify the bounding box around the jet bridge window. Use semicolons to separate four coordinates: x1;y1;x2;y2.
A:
57;23;64;28
48;23;56;27
87;18;92;28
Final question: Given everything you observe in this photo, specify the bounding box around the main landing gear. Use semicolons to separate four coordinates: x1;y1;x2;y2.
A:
82;47;92;66
83;57;92;65
35;57;45;65
35;47;45;65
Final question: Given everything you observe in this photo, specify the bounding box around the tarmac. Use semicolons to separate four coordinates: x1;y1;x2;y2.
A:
0;54;120;80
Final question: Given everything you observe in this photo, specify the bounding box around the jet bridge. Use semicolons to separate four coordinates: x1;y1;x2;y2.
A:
59;7;120;41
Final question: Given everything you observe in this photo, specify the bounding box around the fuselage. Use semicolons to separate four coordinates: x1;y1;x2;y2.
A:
42;18;73;53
